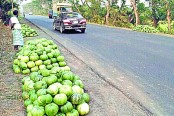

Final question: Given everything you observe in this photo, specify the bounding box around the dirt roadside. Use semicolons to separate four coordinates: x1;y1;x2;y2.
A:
0;23;25;116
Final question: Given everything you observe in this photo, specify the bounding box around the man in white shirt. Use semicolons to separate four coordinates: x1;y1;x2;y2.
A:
9;10;24;50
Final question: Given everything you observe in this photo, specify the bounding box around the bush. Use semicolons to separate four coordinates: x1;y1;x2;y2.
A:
133;25;159;33
157;23;168;34
157;21;174;34
112;21;134;28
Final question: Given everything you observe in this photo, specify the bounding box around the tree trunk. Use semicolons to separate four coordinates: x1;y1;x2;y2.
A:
151;0;159;28
130;0;140;26
166;1;171;33
152;8;159;28
105;0;110;25
166;6;171;33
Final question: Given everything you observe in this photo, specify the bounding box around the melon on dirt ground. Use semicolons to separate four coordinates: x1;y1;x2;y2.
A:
13;38;91;115
21;24;38;38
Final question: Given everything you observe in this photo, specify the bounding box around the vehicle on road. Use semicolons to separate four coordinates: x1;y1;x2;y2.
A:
53;12;86;33
48;9;53;18
29;12;33;15
52;2;72;19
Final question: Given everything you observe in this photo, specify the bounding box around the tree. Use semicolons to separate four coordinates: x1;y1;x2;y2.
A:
150;0;162;27
137;3;152;25
23;0;50;15
119;0;126;11
0;0;17;24
130;0;140;26
105;0;111;25
69;0;81;13
103;0;119;25
163;0;174;33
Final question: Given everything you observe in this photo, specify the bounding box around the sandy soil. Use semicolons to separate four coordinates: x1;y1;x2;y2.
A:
0;23;25;116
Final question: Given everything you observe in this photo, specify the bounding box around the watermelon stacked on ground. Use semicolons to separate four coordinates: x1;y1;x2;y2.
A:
21;24;38;38
13;38;90;116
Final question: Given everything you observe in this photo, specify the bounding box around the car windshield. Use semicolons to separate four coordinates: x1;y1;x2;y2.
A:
49;10;52;13
63;13;83;19
60;7;72;12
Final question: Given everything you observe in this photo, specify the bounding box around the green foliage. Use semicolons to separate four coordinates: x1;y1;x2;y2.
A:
23;0;49;15
133;25;159;33
71;0;132;28
157;21;174;34
157;21;169;33
0;0;18;25
78;5;93;21
109;7;133;28
151;0;166;21
137;3;152;25
171;10;174;20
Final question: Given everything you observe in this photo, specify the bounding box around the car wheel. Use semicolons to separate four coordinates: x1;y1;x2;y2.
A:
60;23;65;33
53;23;56;30
81;29;85;33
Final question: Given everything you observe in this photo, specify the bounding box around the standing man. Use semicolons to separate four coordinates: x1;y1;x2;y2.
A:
9;10;24;50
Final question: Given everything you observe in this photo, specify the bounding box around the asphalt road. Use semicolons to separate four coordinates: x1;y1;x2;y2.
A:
26;15;174;116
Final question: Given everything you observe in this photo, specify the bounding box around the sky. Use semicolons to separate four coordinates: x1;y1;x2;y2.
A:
21;0;32;5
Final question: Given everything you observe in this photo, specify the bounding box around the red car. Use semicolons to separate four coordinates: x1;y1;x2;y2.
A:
53;12;86;33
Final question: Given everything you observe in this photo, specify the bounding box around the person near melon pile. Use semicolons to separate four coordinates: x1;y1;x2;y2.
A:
9;10;24;50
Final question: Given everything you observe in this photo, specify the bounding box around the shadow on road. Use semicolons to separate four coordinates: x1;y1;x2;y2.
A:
57;30;86;34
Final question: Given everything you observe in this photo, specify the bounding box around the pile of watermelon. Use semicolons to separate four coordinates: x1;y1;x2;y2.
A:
13;38;90;116
21;24;38;38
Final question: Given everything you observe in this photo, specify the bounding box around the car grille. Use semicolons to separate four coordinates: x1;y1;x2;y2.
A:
72;25;81;27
